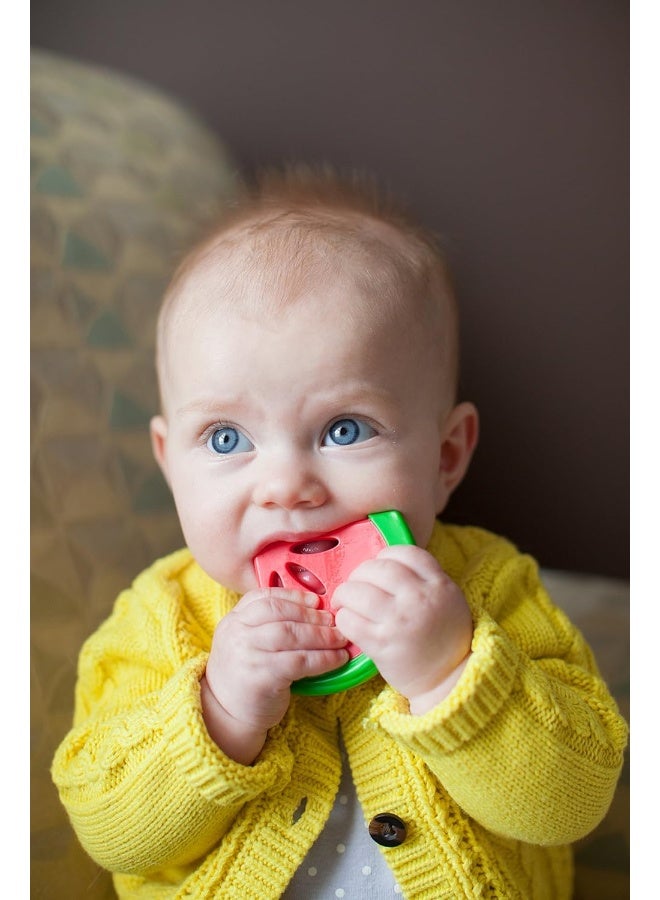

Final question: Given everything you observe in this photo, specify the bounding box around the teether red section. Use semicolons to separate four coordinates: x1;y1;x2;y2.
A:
253;519;387;659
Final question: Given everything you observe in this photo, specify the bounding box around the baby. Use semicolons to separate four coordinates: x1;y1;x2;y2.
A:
52;167;627;899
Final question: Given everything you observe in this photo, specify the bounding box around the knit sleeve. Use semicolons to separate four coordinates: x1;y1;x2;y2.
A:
368;532;628;846
51;559;294;875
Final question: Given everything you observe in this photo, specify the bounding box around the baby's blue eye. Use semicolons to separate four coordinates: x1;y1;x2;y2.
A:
323;418;376;447
207;427;254;455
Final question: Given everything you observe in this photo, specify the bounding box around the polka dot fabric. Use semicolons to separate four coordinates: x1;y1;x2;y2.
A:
283;733;402;898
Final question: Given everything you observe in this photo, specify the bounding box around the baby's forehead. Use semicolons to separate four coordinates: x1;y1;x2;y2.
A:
175;208;439;315
158;205;458;392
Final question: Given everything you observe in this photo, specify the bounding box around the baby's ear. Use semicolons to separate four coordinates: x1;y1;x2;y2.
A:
150;415;170;486
436;402;479;508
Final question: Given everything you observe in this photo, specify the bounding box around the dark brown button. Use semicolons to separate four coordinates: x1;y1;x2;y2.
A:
368;812;407;847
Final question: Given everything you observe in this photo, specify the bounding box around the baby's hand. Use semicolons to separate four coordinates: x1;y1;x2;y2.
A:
201;589;348;764
333;545;473;714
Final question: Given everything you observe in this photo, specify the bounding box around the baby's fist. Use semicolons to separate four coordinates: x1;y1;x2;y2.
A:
333;545;473;713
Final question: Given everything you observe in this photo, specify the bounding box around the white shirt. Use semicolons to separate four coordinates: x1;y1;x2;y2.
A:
282;730;403;898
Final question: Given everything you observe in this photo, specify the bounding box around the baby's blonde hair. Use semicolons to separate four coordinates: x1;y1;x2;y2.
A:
156;164;460;403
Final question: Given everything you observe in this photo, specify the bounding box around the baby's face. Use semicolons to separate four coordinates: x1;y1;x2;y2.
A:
152;277;458;593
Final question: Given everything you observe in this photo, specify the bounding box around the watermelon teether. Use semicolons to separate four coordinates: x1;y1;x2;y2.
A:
253;510;415;695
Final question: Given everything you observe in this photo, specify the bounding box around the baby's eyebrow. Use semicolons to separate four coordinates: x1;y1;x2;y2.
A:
174;396;245;419
173;382;400;426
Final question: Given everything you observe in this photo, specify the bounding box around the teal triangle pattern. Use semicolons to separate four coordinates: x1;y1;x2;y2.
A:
110;391;151;427
116;451;144;493
30;115;50;137
35;166;83;197
63;232;113;271
87;311;131;347
66;287;97;326
133;472;174;512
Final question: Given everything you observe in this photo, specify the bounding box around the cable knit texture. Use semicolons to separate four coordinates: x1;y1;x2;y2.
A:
51;523;628;898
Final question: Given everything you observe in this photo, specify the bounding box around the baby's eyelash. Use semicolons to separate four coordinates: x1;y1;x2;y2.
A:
199;421;235;444
326;413;382;432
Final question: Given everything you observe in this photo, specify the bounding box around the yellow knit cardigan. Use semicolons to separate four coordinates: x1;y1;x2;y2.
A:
52;523;628;899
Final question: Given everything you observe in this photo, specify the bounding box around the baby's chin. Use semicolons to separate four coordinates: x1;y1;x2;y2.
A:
195;558;257;596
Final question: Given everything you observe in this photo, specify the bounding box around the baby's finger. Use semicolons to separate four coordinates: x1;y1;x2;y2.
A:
252;619;349;654
239;587;320;608
279;647;351;682
332;581;390;624
230;591;333;627
377;544;447;580
344;557;417;596
347;547;442;593
332;604;383;658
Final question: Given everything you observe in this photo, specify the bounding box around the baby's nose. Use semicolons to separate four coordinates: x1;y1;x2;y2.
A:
252;458;328;510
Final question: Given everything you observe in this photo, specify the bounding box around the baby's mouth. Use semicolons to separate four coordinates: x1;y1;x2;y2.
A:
254;526;348;560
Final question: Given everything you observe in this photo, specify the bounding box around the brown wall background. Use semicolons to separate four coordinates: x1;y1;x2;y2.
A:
31;0;629;577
